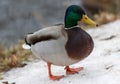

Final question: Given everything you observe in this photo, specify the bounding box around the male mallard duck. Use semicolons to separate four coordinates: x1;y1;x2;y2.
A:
23;5;97;80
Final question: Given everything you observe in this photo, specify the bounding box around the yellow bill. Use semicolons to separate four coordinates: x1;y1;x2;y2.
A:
81;15;98;27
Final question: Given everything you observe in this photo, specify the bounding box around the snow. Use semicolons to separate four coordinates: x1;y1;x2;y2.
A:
1;20;120;84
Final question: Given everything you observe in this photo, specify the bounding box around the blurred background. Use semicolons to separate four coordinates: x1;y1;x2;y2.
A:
0;0;120;82
0;0;120;76
0;0;120;47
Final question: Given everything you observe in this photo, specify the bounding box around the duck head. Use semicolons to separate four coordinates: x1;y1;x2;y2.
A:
65;5;97;29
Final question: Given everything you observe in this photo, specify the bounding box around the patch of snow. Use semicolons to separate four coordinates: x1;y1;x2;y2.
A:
1;20;120;84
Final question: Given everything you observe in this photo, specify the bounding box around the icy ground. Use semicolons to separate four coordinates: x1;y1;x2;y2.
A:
1;20;120;84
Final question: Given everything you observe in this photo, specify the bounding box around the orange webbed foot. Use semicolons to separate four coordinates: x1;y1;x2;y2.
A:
47;63;65;81
49;75;65;81
65;66;84;75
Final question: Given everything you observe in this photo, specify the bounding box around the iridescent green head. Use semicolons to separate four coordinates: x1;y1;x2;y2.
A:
65;5;97;28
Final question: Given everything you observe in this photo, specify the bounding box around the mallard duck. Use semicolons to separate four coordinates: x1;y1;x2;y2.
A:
23;5;97;80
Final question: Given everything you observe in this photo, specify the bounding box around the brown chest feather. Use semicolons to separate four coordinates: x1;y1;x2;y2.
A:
65;28;94;60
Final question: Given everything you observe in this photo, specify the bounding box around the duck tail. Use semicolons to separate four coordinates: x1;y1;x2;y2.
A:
22;36;31;49
22;43;31;49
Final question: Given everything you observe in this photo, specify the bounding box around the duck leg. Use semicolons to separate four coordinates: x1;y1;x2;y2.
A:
65;66;83;75
47;63;64;80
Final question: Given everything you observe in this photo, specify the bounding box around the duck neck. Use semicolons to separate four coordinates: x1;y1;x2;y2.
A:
64;25;79;30
65;19;77;28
